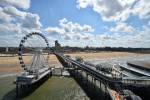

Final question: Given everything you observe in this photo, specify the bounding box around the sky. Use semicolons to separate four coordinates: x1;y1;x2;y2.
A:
0;0;150;47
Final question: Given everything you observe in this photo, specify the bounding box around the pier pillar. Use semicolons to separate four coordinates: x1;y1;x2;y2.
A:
80;70;83;81
76;69;78;78
74;68;76;78
94;79;96;89
74;67;77;78
86;73;89;85
99;81;101;89
61;68;63;76
104;84;107;98
16;84;19;97
92;76;94;83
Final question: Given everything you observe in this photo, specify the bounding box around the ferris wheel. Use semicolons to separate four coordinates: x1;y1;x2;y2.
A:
18;32;50;72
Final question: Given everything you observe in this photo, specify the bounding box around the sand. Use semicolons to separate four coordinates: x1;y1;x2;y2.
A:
65;52;137;60
0;52;141;74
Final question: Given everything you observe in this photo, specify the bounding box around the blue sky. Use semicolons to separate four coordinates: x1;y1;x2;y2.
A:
29;0;109;34
0;0;150;47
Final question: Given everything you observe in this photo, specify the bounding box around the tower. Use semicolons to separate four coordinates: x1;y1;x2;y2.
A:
55;40;61;51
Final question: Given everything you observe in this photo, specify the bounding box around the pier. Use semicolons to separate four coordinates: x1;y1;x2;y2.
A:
14;32;150;100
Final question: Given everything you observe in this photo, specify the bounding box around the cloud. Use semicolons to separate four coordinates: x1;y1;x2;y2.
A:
0;0;42;47
76;0;150;21
45;27;65;36
0;5;42;30
76;0;129;21
110;22;135;33
0;0;30;9
2;6;42;29
132;0;150;19
97;25;150;47
99;34;113;40
79;0;149;47
21;13;42;29
0;7;12;22
0;23;22;35
45;18;94;40
59;18;94;33
3;6;26;18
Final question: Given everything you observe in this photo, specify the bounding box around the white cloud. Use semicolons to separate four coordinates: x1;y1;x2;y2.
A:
0;23;22;35
99;34;113;40
2;6;42;29
59;18;94;33
98;26;150;47
0;6;41;29
21;13;42;29
82;33;93;40
76;0;150;21
3;6;26;18
132;0;150;19
0;0;30;9
110;22;135;33
76;0;92;9
108;21;149;47
45;18;94;40
45;27;65;36
0;0;42;46
76;0;129;21
0;7;12;22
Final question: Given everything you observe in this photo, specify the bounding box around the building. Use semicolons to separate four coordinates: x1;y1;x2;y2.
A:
54;40;61;51
55;40;61;48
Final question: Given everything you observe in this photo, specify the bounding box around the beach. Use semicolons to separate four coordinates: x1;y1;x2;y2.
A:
0;52;140;75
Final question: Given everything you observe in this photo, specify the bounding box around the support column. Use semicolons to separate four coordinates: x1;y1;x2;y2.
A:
86;73;88;85
16;83;19;97
99;81;101;89
94;79;96;89
104;84;107;98
74;67;76;78
92;77;94;83
60;68;63;76
76;69;78;78
80;70;83;81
